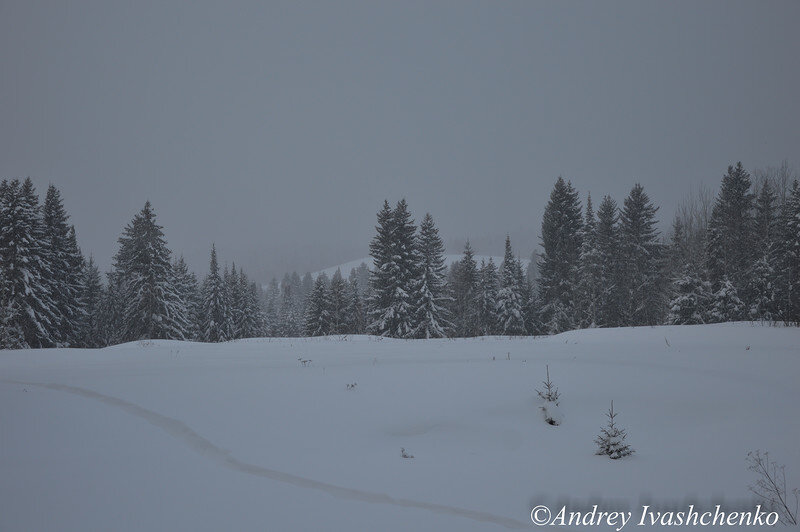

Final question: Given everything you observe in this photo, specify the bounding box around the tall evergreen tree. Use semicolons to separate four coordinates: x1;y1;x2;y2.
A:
42;185;85;346
754;180;779;257
667;217;711;325
0;268;26;349
538;177;583;333
114;201;188;341
301;272;313;304
236;269;263;338
413;213;451;338
496;236;527;335
0;178;58;347
264;277;280;336
305;273;331;336
278;273;301;337
594;195;623;327
290;271;304;323
346;270;366;334
367;200;394;335
477;258;499;335
328;269;349;335
368;199;419;338
706;162;755;295
227;262;244;339
576;194;601;328
619;184;664;326
80;256;104;347
449;241;479;336
99;271;124;346
781;180;800;323
173;256;200;340
200;244;228;342
747;180;779;321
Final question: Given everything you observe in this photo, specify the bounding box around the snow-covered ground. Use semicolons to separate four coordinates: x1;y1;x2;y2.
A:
1;323;797;531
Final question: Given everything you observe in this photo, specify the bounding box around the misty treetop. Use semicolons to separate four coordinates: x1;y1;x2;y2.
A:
2;161;800;348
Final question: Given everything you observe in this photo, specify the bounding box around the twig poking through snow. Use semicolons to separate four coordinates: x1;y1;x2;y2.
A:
747;450;798;526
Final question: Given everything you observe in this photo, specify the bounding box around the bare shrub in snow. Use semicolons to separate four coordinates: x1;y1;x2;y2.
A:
747;450;798;526
594;400;634;459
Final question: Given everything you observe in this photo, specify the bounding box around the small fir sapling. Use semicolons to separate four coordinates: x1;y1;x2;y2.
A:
536;365;563;426
594;400;634;459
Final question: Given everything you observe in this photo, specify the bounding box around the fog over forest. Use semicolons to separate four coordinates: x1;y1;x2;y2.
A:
2;1;799;281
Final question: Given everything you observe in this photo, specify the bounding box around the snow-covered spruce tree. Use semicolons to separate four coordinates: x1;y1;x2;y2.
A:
448;241;479;337
538;177;583;334
226;262;243;339
301;272;313;308
706;162;755;298
237;270;264;339
0;269;26;349
746;255;776;322
114;201;189;341
780;180;800;324
252;280;268;337
536;365;562;426
264;277;280;336
496;236;527;335
42;185;85;346
99;270;125;346
278;273;301;337
523;280;540;335
0;178;58;347
200;244;228;342
367;200;394;334
346;270;366;334
79;256;105;347
328;269;349;335
595;401;635;459
668;269;711;325
746;180;780;322
222;264;237;339
172;256;200;341
754;179;780;258
305;273;331;336
353;262;370;297
477;258;500;335
667;216;712;325
576;194;602;329
619;183;664;326
367;199;420;338
594;195;624;328
515;255;533;334
413;213;451;338
710;276;745;323
289;271;305;326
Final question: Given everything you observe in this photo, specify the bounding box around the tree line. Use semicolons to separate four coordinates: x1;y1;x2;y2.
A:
1;161;799;348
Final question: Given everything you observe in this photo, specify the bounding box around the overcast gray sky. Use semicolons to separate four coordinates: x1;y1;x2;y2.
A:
1;0;798;281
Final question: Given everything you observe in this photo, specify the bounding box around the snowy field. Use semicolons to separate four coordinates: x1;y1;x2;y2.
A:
1;323;798;531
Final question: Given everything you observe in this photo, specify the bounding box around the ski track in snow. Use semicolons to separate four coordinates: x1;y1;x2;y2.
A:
4;380;536;531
